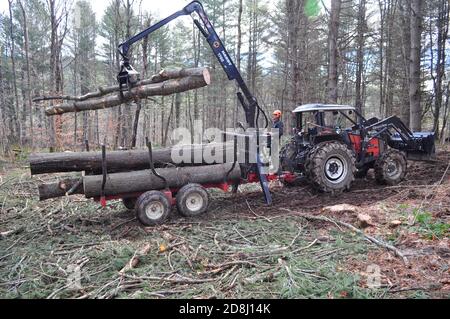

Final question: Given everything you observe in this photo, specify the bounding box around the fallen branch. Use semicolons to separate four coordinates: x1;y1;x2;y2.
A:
122;273;216;284
119;244;151;275
279;208;409;265
0;226;25;240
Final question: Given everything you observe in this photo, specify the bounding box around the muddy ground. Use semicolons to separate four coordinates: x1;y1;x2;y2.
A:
0;149;448;299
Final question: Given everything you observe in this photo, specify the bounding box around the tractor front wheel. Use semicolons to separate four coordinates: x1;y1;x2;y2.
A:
374;150;407;185
305;142;356;193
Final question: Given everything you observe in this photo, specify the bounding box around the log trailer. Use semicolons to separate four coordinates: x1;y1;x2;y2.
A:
31;1;436;226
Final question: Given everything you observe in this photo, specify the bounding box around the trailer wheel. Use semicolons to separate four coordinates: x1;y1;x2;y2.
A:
122;197;137;210
375;150;407;185
176;183;209;217
135;191;171;226
305;141;356;193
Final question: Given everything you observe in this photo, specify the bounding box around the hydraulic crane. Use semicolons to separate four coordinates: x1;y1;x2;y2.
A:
117;1;273;204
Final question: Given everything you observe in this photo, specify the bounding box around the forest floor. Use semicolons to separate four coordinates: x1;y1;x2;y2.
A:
0;148;449;299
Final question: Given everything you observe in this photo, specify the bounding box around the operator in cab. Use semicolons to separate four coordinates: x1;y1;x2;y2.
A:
272;110;284;139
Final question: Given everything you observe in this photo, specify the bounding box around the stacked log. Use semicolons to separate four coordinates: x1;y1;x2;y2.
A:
83;163;241;198
33;143;240;200
29;143;234;175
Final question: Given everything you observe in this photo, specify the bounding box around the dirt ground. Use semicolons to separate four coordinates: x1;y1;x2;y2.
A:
0;149;448;299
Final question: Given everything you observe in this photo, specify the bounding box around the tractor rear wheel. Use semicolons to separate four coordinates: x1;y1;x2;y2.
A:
374;149;407;185
305;141;356;193
280;139;298;172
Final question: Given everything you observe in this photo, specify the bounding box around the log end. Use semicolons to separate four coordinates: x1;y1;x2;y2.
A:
203;68;211;85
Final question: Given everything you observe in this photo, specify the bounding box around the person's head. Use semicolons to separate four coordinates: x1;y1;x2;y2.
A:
272;110;282;121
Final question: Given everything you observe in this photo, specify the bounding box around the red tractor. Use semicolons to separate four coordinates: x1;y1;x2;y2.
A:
280;104;435;192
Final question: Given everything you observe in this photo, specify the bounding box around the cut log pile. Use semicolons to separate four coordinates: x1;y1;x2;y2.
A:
33;67;211;116
31;66;244;201
33;143;241;201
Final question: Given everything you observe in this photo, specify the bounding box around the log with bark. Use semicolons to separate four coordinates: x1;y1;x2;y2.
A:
38;177;84;201
29;143;235;175
83;163;241;198
41;67;210;116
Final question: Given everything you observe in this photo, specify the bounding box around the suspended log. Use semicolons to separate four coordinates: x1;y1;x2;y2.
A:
29;143;235;175
44;69;211;116
33;67;208;103
83;163;241;198
38;177;84;201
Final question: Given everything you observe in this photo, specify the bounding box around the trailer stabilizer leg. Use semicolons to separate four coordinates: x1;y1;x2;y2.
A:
256;153;272;205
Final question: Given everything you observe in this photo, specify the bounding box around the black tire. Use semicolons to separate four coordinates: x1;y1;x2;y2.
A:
280;139;298;172
122;197;137;210
305;141;356;193
176;183;209;217
355;167;369;179
231;182;239;193
135;191;171;226
374;149;407;185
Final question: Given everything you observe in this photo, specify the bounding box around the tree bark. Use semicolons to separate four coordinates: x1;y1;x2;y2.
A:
83;163;241;198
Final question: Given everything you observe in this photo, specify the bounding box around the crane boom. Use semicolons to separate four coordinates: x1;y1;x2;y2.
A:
117;1;268;129
117;1;272;204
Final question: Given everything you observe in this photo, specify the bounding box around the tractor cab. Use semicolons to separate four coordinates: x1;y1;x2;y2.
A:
292;104;359;144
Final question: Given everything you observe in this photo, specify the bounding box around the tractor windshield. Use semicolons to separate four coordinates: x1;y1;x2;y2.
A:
324;111;356;130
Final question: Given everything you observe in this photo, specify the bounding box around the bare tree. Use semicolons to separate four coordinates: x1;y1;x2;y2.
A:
7;0;20;143
355;0;367;115
327;0;342;103
409;0;423;131
18;0;34;146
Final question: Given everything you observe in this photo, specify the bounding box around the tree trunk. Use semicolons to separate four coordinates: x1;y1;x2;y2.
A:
355;0;366;116
7;0;20;142
409;0;422;131
18;0;33;147
327;0;342;104
432;0;449;136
